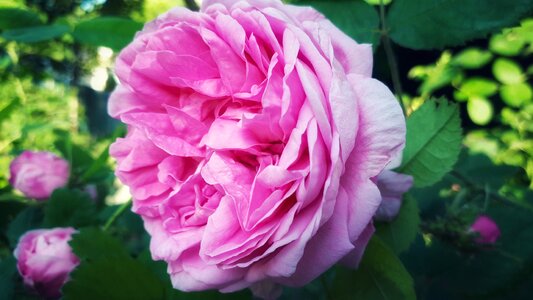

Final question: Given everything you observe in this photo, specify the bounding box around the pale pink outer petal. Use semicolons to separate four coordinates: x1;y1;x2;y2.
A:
374;170;414;222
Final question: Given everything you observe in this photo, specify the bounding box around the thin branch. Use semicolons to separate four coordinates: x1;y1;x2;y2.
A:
379;0;406;114
103;200;132;231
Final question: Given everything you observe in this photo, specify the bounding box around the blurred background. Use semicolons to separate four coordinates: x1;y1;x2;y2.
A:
0;0;532;299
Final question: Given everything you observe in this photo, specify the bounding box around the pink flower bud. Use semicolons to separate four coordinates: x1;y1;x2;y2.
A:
9;151;69;200
470;215;500;244
14;228;79;299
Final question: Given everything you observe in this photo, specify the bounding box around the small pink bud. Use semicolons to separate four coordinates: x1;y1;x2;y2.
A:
470;215;500;244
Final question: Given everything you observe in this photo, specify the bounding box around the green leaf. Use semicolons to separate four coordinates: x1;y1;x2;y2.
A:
297;0;380;47
0;8;42;30
63;257;167;300
489;32;526;56
459;77;498;98
73;17;142;50
0;256;16;300
493;58;524;84
400;99;463;187
6;207;43;247
452;48;492;69
0;98;19;126
387;0;533;49
500;82;532;107
332;237;416;300
376;195;420;254
43;189;97;228
54;137;94;178
69;228;130;262
364;0;392;5
467;97;493;126
2;24;69;43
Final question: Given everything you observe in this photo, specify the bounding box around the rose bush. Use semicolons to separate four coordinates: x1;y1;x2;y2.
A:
9;151;70;200
14;227;79;299
109;0;406;292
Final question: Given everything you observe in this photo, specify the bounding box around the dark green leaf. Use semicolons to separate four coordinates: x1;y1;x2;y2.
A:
0;256;17;300
73;17;142;50
400;99;463;187
387;0;533;49
62;257;167;300
376;195;420;254
296;0;380;47
0;8;42;30
6;207;43;247
54;137;94;178
2;24;69;43
43;189;97;228
69;228;130;261
332;237;416;300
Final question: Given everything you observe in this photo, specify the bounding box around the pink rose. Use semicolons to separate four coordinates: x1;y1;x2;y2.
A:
469;215;500;244
374;170;413;222
14;228;79;299
9;151;70;200
109;0;406;292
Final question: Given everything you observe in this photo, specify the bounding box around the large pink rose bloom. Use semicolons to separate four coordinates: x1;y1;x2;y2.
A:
109;0;406;292
9;151;69;200
14;228;79;299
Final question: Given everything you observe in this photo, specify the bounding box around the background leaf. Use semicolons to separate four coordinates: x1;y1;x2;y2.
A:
387;0;533;49
332;237;416;300
0;256;16;300
0;8;42;30
376;195;420;254
295;0;380;47
43;189;97;228
400;99;463;187
63;256;167;300
2;24;70;43
6;207;43;247
69;228;130;261
73;17;143;50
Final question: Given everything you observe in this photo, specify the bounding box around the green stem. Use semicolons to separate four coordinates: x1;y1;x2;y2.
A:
449;170;525;209
379;0;406;114
320;274;333;300
103;200;131;231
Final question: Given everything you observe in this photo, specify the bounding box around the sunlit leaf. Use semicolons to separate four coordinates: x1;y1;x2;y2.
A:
500;82;533;107
459;78;498;98
467;96;493;126
493;58;525;84
452;48;492;69
489;32;526;56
